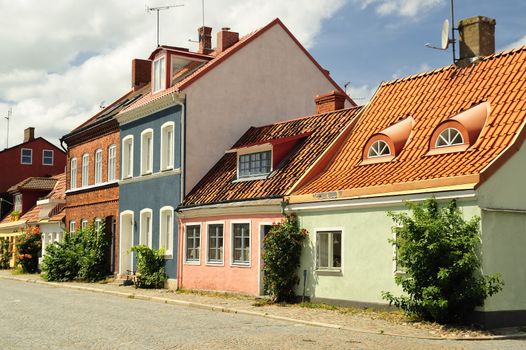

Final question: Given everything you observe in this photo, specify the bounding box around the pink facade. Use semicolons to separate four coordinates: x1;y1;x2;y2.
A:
178;213;284;295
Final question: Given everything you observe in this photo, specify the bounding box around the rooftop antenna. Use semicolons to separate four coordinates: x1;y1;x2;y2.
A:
4;107;11;149
187;0;206;45
147;4;184;47
424;0;458;63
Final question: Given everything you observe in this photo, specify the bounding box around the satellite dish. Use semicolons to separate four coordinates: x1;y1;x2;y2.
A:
441;19;450;50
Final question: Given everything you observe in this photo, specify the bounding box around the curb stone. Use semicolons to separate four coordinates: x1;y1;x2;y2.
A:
2;274;526;341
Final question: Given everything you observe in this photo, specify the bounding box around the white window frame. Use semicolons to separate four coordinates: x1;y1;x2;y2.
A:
237;147;273;179
69;220;76;234
315;227;343;273
368;140;391;158
231;221;251;267
140;128;154;175
42;149;54;166
159;206;174;258
153;56;166;93
81;153;89;187
81;219;88;231
160;121;175;171
206;221;225;265
70;157;77;189
122;135;134;179
94;149;102;184
94;218;102;233
184;223;201;265
139;209;153;248
107;144;116;181
13;194;22;212
21;148;32;165
435;127;464;148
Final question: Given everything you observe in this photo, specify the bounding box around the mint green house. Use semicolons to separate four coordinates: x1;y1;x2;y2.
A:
286;35;526;328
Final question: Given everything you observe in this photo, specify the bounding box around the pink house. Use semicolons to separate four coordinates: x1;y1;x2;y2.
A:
177;93;362;295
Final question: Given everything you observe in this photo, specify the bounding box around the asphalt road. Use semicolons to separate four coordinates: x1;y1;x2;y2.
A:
1;279;525;350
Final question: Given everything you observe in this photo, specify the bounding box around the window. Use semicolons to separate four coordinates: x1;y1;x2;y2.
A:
207;223;224;263
94;218;102;233
21;148;32;164
108;145;116;181
232;223;250;265
82;153;89;187
185;224;200;263
140;209;152;247
94;149;102;184
160;122;174;171
159;206;174;257
81;219;88;231
122;136;134;179
69;220;76;234
43;150;54;165
13;194;22;212
435;128;464;147
238;151;271;178
153;56;166;92
367;140;391;158
70;158;77;189
141;129;153;175
316;230;342;271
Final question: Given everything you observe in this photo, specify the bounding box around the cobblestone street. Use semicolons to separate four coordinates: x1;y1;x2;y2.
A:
1;278;525;349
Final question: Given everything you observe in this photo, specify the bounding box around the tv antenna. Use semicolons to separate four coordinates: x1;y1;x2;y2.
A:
146;4;184;47
424;0;458;63
4;107;11;149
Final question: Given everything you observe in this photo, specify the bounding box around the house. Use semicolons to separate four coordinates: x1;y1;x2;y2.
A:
286;16;526;328
61;84;148;275
115;18;355;288
0;175;64;267
0;127;66;219
177;94;361;295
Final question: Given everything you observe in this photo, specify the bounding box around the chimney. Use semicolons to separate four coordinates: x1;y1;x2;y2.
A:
458;16;496;66
315;91;347;114
198;26;213;55
24;127;35;142
216;27;239;53
131;59;151;91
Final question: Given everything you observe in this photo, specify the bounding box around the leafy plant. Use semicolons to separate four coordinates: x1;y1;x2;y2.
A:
263;215;307;303
16;226;42;273
383;198;503;324
130;245;167;289
0;238;10;269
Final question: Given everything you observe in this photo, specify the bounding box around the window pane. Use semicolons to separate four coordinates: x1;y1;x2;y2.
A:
317;233;329;268
233;223;250;263
208;224;223;262
238;151;271;178
332;233;342;268
43;150;53;165
186;225;200;261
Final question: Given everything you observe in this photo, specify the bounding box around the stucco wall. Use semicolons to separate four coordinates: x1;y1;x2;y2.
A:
184;24;349;194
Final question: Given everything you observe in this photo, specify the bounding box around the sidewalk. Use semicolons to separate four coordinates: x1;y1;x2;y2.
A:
1;270;524;341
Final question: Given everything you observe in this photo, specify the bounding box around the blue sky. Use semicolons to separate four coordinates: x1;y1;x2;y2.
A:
0;0;524;147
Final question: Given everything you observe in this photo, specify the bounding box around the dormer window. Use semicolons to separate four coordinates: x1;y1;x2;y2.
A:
368;140;391;158
435;128;464;147
238;150;271;178
153;56;166;93
362;117;414;165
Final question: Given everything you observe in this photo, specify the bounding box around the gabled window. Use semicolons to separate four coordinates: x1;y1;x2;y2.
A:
185;224;201;263
21;148;32;164
153;56;166;93
207;223;224;264
43;150;54;165
140;209;152;248
70;158;77;189
108;145;116;181
435;128;464;147
82;153;89;187
122;136;134;179
238;151;271;178
94;149;102;184
141;129;154;175
316;230;342;271
159;206;174;258
232;223;250;265
367;140;391;158
160;122;174;171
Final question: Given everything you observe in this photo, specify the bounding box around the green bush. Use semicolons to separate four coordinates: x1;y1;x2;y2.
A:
263;215;307;303
42;221;109;282
16;226;42;273
383;198;503;323
0;238;10;269
130;245;167;289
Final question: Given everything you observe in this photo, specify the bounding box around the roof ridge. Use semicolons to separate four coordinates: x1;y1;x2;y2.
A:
256;106;362;129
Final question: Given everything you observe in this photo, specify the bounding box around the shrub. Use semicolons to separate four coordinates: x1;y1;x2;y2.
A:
130;245;167;289
41;233;82;281
16;226;42;273
0;238;10;269
263;215;307;303
383;198;503;323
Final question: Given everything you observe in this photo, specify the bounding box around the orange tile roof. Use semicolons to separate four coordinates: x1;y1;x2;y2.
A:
293;46;526;198
18;173;66;224
181;106;362;207
8;177;57;193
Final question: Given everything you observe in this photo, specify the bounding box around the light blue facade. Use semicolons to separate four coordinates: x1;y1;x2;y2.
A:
119;105;182;279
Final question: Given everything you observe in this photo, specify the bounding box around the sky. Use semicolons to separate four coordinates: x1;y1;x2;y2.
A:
0;0;525;149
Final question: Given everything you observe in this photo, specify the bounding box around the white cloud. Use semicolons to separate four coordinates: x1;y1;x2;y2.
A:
502;35;526;51
354;0;443;17
346;84;377;104
0;0;346;149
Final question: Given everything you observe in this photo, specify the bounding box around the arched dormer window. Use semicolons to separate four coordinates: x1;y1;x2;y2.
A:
362;117;413;164
435;128;464;147
368;140;391;158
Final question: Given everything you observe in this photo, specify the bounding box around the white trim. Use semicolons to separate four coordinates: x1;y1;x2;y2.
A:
237;148;273;180
70;157;77;190
94;148;103;184
139;208;153;248
65;180;119;194
159;205;174;258
258;222;273;296
122;135;134;179
119;168;181;185
81;219;88;231
94;218;102;233
42;149;54;166
160;121;175;171
107;144;117;181
152;55;166;93
205;221;225;266
140;128;154;175
20;148;32;165
314;227;344;274
230;220;252;267
184;222;201;265
119;210;135;275
69;220;76;234
81;153;89;187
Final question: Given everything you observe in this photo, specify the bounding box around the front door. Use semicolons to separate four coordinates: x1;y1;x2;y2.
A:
119;212;134;276
259;224;273;296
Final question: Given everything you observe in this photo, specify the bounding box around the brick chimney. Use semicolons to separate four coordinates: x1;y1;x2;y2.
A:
24;127;35;142
131;59;151;91
315;91;347;114
216;27;239;53
458;16;496;66
198;26;213;55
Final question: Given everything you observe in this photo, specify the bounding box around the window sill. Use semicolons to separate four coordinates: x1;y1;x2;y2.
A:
231;262;251;268
206;261;224;267
163;254;173;260
184;260;200;266
141;171;153;176
425;144;469;156
65;180;119;194
315;269;343;276
233;175;269;183
359;155;395;165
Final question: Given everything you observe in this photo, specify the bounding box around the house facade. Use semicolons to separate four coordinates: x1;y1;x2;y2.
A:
116;18;355;288
286;17;526;328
